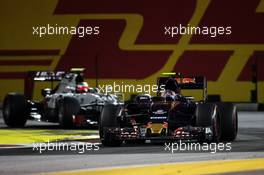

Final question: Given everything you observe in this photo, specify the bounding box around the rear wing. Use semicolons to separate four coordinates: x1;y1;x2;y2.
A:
31;71;65;81
157;74;207;101
25;68;85;100
25;71;66;100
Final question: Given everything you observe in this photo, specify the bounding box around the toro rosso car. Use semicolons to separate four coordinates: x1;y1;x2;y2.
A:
99;73;238;146
2;68;121;128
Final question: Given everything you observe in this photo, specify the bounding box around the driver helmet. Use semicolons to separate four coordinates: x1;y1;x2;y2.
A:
76;82;89;93
164;78;180;93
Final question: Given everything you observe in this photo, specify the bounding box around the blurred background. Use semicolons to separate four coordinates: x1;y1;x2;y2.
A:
0;0;263;106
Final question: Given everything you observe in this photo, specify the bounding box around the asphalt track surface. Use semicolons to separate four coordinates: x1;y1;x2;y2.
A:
0;111;263;174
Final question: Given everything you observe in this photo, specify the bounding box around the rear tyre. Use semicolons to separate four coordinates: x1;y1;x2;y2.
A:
195;103;221;142
58;97;80;128
99;104;122;147
3;93;27;127
217;103;238;141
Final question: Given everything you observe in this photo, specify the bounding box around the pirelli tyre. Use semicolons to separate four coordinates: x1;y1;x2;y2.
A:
99;104;122;147
217;103;238;141
3;93;28;127
58;97;80;128
195;103;221;142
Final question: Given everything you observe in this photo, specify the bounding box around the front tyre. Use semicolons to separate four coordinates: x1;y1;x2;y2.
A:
195;103;221;142
99;104;122;147
217;103;238;141
3;93;28;127
58;97;80;128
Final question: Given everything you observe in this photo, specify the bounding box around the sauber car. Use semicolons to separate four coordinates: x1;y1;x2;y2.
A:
99;73;238;146
2;68;121;128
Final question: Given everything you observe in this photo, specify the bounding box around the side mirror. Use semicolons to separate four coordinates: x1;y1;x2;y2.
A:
41;88;52;97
